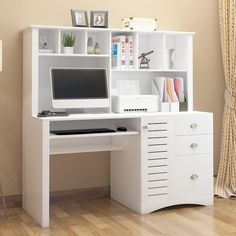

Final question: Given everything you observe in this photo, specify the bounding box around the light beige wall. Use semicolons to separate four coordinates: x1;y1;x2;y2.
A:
0;0;224;195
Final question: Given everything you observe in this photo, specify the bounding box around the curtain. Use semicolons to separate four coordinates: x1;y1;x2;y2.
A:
215;0;236;198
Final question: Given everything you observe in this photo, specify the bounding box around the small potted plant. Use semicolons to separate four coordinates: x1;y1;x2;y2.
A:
62;33;75;54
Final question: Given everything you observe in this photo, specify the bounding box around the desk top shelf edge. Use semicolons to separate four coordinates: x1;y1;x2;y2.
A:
25;25;195;35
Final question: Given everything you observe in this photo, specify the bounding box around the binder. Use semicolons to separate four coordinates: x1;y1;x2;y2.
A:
125;36;134;70
112;36;126;69
153;77;179;112
174;77;185;102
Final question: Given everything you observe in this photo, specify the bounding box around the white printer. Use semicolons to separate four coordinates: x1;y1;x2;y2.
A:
112;95;159;113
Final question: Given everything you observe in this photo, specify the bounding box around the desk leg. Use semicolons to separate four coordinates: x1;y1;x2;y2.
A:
23;119;50;227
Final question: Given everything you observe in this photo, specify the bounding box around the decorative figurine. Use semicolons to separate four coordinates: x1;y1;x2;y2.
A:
138;50;154;69
87;37;94;54
167;48;175;69
94;42;100;54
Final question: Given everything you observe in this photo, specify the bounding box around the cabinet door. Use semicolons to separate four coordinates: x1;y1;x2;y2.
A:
169;156;213;201
141;116;173;213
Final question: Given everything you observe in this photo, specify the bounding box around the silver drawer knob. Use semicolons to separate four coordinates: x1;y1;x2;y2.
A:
143;125;148;130
190;143;198;149
190;174;199;180
190;123;198;129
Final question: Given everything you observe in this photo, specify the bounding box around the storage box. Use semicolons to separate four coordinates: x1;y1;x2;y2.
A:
122;17;157;31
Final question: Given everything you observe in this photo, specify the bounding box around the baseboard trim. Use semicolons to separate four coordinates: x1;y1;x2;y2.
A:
50;186;110;204
4;186;110;208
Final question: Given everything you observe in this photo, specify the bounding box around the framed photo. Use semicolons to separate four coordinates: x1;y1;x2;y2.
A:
71;9;88;27
90;11;108;28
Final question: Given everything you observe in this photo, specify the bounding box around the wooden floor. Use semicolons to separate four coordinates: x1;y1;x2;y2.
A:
0;197;236;235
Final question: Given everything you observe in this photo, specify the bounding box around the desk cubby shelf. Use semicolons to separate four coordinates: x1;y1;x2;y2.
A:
31;25;194;114
49;131;139;139
50;131;139;155
38;53;110;58
111;69;188;72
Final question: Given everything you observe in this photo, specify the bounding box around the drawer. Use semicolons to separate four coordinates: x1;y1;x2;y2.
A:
175;113;213;136
175;135;213;156
169;157;213;199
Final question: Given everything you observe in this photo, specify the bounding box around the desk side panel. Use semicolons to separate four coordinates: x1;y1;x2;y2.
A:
110;119;141;212
22;117;50;227
23;30;50;227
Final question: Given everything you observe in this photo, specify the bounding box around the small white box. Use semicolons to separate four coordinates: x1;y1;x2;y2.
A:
122;17;157;31
160;102;169;112
170;102;179;112
112;95;159;113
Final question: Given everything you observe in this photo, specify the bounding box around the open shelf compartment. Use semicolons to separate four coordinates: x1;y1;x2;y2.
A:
111;71;189;112
38;29;60;54
138;32;165;70
164;33;188;70
111;31;138;70
60;29;87;54
87;30;110;55
49;118;140;155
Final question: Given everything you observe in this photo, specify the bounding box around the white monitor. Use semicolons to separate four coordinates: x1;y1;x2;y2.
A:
50;68;109;109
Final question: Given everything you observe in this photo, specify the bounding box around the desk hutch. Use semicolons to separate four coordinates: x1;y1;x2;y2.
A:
23;25;213;227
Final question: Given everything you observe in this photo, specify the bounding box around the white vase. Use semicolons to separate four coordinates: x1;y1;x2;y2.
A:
167;48;175;69
63;47;74;54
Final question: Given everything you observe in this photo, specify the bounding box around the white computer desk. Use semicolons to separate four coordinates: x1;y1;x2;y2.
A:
22;111;213;228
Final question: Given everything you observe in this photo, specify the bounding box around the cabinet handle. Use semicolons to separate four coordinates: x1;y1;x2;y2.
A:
190;174;199;180
143;125;148;130
190;143;198;149
190;123;198;129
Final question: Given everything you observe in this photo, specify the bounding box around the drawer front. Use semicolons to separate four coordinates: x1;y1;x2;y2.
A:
175;113;213;136
175;135;213;156
169;157;213;199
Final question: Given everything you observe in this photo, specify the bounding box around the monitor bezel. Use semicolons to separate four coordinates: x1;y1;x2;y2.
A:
50;67;109;109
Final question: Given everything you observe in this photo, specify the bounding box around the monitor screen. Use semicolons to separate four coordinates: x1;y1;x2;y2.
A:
51;68;108;99
50;68;109;109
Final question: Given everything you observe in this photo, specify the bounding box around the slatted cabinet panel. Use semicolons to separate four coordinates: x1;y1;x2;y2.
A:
147;121;169;197
141;116;173;213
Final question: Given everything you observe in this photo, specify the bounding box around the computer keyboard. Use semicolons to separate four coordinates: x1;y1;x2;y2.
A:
51;128;116;135
37;111;69;117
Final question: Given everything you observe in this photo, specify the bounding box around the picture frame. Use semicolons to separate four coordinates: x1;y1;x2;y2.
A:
90;11;108;28
71;9;88;27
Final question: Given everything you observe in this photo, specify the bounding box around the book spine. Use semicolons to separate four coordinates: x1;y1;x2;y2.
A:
120;36;126;70
128;36;134;70
112;36;126;70
112;37;121;69
125;36;129;69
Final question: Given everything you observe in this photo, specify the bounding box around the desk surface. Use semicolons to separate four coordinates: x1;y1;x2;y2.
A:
34;111;206;121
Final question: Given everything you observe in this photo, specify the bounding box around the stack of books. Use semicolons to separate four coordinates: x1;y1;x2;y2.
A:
112;35;134;70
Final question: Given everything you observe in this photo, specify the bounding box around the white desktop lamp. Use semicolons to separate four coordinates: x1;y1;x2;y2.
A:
0;40;2;71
